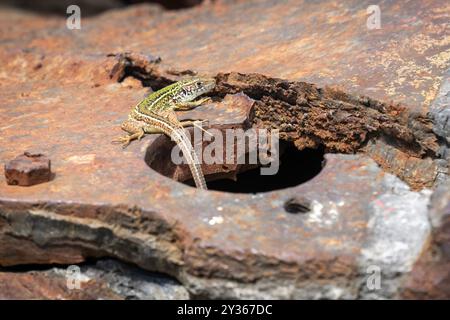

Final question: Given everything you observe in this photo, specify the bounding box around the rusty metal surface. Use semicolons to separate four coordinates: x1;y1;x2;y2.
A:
0;0;448;298
1;0;448;108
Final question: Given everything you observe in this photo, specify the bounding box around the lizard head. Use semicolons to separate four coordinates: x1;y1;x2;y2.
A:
178;77;216;100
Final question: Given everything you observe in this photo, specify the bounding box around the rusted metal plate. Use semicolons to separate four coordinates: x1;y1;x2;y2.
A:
2;0;448;108
0;0;448;298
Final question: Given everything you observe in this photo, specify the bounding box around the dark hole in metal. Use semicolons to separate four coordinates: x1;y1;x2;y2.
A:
283;197;311;214
185;142;325;193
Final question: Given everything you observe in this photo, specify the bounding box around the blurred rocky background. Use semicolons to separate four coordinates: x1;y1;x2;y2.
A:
0;0;205;14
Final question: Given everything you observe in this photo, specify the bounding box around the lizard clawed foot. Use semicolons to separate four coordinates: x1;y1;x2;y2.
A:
112;135;133;149
112;129;145;149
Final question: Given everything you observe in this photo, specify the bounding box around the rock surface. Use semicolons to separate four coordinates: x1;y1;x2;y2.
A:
0;0;449;299
400;185;450;299
0;259;189;299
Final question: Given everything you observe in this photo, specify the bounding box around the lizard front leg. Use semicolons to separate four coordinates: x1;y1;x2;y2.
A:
173;97;211;111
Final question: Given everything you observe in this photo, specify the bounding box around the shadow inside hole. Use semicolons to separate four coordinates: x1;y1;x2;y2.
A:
145;133;325;193
183;141;325;193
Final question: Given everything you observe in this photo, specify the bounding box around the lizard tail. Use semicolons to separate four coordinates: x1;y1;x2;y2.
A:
170;128;208;190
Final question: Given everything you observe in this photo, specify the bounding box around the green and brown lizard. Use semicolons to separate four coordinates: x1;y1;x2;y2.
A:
113;77;216;190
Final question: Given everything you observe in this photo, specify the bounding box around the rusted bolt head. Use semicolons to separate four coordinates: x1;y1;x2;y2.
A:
4;151;52;186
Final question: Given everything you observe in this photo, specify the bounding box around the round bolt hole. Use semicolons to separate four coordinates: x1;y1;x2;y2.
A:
206;142;325;193
284;197;311;214
146;137;325;193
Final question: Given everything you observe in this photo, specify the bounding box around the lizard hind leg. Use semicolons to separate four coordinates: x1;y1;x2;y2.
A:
112;119;146;148
112;129;144;148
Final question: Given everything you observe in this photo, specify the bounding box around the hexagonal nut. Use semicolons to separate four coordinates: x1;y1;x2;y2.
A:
4;151;52;186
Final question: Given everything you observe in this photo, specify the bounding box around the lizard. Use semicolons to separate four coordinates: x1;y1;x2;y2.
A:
113;77;216;190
